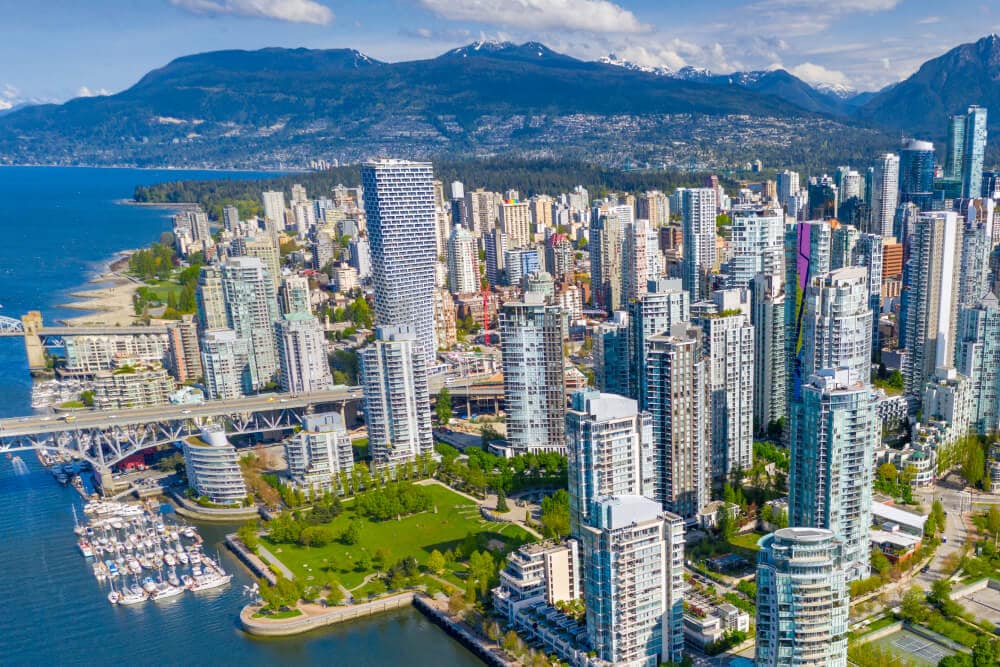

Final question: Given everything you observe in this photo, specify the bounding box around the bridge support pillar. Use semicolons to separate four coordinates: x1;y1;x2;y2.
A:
21;311;46;373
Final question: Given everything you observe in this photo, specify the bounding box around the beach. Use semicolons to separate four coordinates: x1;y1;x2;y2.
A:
57;252;142;327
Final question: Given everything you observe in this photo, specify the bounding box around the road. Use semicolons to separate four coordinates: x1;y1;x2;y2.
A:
913;471;972;587
0;386;365;437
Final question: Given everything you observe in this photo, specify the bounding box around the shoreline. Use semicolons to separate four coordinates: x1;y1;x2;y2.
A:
0;164;296;173
55;250;142;327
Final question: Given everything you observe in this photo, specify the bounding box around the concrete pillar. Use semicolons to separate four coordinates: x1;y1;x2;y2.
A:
21;311;46;372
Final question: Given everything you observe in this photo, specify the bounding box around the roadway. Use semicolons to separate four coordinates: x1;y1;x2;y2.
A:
0;386;364;437
913;471;973;587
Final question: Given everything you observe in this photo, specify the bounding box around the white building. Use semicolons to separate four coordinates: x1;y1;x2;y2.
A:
362;159;438;358
870;153;900;237
447;225;480;295
681;188;718;302
182;426;248;505
275;312;335;394
285;412;353;492
221;256;281;390
200;328;252;400
359;326;434;467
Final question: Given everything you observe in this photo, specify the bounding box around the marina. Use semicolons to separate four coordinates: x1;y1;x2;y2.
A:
74;500;232;605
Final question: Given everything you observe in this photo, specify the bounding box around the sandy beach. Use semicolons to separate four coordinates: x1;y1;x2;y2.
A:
56;252;142;327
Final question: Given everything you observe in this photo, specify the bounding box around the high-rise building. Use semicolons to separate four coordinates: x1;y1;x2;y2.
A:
853;234;884;355
231;235;281;289
261;190;286;236
776;170;799;212
545;233;573;280
589;207;626;312
899;139;935;210
790;368;875;580
901;212;961;397
221;256;280;390
807;174;838;220
500;293;566;454
869;153;899;237
446;225;480;295
593;311;631;397
646;327;710;518
285;412;353;492
464;189;500;237
725;206;784;289
483;229;507;288
166;315;202;384
962;105;988;199
693;292;755;482
621;219;652;303
630;278;690;405
504;247;541;288
751;272;786;435
200;328;252;400
222;205;240;232
681;188;718;302
755;528;849;667
566;391;654;536
275;313;334;394
362;159;438;359
945;113;966;180
798;267;873;386
957;293;1000;435
358;326;434;467
582;496;685;666
279;275;311;315
196;265;228;332
785;220;832;406
637;190;670;227
958;200;994;310
499;199;532;249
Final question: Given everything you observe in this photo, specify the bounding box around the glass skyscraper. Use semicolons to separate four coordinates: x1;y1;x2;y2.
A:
898;138;935;210
962;105;988;199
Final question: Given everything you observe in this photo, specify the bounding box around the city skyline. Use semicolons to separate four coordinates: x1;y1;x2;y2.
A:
2;1;999;108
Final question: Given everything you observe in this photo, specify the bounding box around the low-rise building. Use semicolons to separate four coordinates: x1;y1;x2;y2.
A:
683;593;751;649
182;426;248;506
92;360;175;410
284;412;353;493
871;501;927;537
492;539;581;623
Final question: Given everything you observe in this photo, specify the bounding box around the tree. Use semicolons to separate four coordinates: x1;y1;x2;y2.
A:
502;630;521;654
341;520;362;545
496;489;509;513
900;586;927;623
325;576;344;605
373;547;393;572
986;506;1000;537
237;521;259;552
436;388;452;426
717;506;736;540
962;437;986;488
540;489;570;538
871;548;892;578
427;549;446;576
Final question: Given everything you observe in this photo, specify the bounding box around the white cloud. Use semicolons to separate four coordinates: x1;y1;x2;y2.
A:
916;16;942;24
748;0;902;36
75;86;111;98
787;61;850;86
169;0;333;25
417;0;649;34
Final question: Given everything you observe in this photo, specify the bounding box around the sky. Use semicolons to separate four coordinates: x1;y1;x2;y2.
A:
1;0;998;109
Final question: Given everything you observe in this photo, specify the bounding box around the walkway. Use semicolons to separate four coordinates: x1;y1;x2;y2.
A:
256;543;296;580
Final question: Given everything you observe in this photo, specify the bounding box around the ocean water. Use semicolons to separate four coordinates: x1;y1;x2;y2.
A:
0;167;481;666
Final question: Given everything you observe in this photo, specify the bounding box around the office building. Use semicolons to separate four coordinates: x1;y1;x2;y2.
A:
582;496;685;666
750;272;786;435
566;391;654;536
275;313;334;394
869;153;899;237
359;326;434;467
221;256;281;390
285;412;353;492
694;293;755;482
899;139;935;210
725;206;784;290
945;113;966;180
182;425;248;505
200;328;252;400
790;369;876;580
962;105;988;199
362;159;438;358
646;327;711;519
593;311;631;398
681;188;718;302
901;212;961;397
447;225;480;295
500;293;566;454
630;278;690;405
755;528;849;667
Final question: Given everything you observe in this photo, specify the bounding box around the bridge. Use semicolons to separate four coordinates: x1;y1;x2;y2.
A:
0;387;365;471
0;315;24;336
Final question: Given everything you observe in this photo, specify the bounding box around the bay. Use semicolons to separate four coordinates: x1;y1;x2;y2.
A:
0;167;481;666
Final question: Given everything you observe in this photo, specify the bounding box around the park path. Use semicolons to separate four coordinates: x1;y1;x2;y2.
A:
257;543;296;580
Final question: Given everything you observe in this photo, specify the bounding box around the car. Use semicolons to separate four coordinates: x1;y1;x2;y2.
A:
267;397;276;403
921;565;930;573
181;409;192;415
279;398;289;403
942;536;948;543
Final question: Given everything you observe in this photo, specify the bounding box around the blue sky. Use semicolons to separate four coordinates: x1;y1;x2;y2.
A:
1;0;997;108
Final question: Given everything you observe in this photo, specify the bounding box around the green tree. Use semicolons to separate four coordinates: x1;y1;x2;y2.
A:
325;577;344;605
436;388;452;426
237;521;259;552
871;548;891;578
717;506;736;540
540;489;571;538
427;549;446;575
496;489;509;513
341;520;362;545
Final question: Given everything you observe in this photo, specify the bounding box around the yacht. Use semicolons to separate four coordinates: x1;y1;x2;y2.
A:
151;583;184;601
118;588;147;606
190;573;232;592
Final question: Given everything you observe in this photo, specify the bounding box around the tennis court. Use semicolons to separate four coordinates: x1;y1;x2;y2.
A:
870;628;958;666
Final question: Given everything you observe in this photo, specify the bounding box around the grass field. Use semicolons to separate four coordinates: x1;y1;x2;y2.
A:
265;484;533;590
728;532;766;552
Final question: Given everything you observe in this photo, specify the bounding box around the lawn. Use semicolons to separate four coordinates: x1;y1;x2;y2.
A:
728;531;766;553
264;484;533;590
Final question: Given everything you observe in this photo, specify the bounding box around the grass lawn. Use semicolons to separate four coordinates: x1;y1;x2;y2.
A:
144;281;184;301
728;531;766;553
253;609;303;619
264;484;533;590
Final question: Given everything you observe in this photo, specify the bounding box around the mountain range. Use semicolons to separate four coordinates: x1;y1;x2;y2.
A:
1;35;998;169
